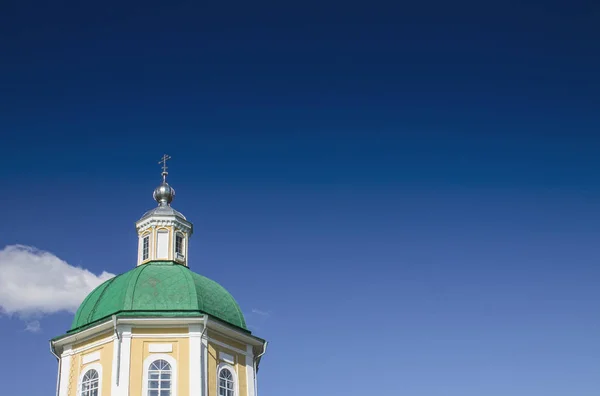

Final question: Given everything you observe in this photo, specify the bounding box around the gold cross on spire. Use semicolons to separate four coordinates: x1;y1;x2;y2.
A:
159;154;171;181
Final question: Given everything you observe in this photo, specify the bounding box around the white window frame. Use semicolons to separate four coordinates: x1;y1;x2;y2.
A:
175;232;184;257
142;234;150;261
156;228;169;259
142;354;177;396
79;362;102;396
217;363;238;396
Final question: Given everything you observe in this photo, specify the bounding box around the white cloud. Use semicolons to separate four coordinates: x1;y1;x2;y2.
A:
24;320;41;333
0;245;115;318
246;308;272;331
251;309;272;317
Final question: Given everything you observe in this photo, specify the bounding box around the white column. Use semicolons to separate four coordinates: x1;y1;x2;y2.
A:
58;346;72;396
111;334;120;396
189;324;202;396
246;345;255;396
116;326;132;396
201;332;209;396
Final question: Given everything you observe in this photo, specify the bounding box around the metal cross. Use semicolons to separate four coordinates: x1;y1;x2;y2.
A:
159;154;171;174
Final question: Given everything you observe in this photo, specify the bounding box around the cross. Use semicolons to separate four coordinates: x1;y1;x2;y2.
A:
159;154;171;175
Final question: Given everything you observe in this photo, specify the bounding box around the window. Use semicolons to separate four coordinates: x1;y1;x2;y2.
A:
219;368;234;396
142;235;150;261
81;369;99;396
156;229;169;259
175;233;184;256
148;359;172;396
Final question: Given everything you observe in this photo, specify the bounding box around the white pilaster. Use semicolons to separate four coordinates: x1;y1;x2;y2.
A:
201;333;209;396
246;345;255;396
111;335;120;396
189;324;203;396
115;326;132;396
58;345;72;396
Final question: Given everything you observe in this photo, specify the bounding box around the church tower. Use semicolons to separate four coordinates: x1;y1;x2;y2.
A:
135;155;193;267
50;156;267;396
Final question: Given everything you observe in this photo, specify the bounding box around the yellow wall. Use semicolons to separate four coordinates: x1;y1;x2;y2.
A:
60;327;253;396
207;338;248;396
129;334;189;396
66;334;114;396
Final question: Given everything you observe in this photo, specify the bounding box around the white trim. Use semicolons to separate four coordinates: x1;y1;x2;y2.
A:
53;321;115;350
148;343;173;353
142;353;178;396
136;217;193;235
219;352;235;364
174;231;186;263
53;315;264;350
53;318;197;349
155;228;169;260
202;331;209;396
111;336;119;396
79;362;103;396
82;351;100;364
116;326;132;396
217;363;238;396
207;338;248;356
246;345;255;396
141;233;151;263
131;333;189;339
189;324;202;396
206;318;265;347
118;317;204;327
58;346;72;396
72;336;115;355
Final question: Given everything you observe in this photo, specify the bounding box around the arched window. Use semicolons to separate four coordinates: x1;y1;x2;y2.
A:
81;369;99;396
148;359;172;396
218;368;235;396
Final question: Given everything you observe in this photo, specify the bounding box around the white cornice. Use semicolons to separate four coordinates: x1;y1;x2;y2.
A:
52;315;265;355
136;217;193;234
206;318;265;347
52;320;114;353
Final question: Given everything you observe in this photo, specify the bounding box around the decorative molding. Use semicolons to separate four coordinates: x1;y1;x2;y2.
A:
219;352;235;364
71;336;115;355
53;315;264;351
148;343;173;353
136;217;192;234
207;337;248;356
206;318;265;347
82;351;100;364
131;333;189;339
53;321;115;350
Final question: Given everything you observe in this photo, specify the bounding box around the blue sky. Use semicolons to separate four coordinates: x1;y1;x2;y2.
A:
1;1;599;395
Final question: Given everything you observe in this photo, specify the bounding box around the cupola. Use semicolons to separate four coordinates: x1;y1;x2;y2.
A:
135;155;193;266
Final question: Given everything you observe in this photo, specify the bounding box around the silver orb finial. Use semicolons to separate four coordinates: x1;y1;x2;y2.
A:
153;154;175;206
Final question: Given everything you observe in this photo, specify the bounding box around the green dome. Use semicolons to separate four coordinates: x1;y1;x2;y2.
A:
71;261;247;332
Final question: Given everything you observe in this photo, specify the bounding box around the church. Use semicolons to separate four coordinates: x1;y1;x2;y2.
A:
50;156;267;396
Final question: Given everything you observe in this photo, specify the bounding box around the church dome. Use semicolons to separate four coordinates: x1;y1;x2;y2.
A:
70;261;247;332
